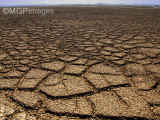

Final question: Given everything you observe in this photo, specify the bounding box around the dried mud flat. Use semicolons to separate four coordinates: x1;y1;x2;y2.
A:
0;6;160;120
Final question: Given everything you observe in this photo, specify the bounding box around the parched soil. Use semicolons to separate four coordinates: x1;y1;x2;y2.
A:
0;6;160;120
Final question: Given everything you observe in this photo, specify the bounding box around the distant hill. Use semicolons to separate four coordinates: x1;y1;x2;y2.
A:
0;3;160;7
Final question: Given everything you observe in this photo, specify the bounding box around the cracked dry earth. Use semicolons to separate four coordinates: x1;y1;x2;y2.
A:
0;6;160;120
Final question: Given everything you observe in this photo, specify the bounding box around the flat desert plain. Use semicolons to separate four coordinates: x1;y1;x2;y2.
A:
0;6;160;120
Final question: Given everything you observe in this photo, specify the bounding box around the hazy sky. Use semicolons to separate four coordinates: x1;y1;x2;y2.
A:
0;0;160;5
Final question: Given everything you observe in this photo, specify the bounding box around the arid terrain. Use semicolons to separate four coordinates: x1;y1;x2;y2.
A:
0;6;160;120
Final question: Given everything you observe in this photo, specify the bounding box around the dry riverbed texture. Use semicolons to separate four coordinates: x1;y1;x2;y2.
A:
0;6;160;120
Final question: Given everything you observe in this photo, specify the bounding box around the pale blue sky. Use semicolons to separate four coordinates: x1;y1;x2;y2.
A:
0;0;160;5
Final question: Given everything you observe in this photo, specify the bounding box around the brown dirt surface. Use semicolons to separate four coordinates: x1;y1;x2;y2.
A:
0;6;160;120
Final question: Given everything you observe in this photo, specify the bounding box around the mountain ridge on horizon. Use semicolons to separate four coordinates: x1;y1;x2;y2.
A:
0;3;160;7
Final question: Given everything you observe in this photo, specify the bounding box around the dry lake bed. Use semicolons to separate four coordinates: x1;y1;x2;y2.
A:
0;6;160;120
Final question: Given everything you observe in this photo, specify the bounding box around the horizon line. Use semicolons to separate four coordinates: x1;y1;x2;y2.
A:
0;3;160;6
